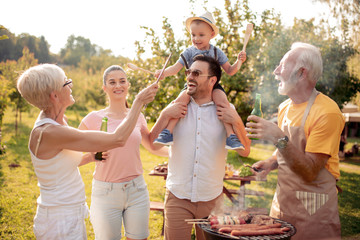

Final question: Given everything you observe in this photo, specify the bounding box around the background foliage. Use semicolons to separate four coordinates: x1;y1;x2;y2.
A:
1;0;359;153
0;0;360;238
1;0;359;121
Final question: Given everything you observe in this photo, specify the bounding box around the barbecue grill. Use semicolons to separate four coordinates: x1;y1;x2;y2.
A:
199;218;296;240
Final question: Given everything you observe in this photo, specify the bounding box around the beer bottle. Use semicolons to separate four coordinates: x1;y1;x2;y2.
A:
95;117;108;160
250;93;263;140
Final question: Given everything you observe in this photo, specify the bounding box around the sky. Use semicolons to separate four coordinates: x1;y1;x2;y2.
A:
1;0;329;59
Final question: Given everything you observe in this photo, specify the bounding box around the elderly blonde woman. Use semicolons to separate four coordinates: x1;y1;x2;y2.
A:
17;64;158;240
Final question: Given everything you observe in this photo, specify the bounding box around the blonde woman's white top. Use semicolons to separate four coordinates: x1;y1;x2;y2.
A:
29;117;86;207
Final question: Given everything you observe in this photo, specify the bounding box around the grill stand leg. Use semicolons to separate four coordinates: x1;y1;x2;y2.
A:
237;184;246;210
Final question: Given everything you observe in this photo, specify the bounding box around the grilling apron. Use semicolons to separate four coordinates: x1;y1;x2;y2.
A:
270;89;341;240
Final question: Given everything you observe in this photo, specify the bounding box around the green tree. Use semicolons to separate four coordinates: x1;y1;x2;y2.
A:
314;0;360;105
314;0;359;49
78;49;129;74
0;59;19;139
0;47;38;136
245;9;289;116
318;38;359;107
66;67;105;111
134;0;359;121
0;25;9;40
0;27;16;61
132;17;186;121
15;34;37;60
0;74;14;154
0;29;52;63
37;36;51;63
253;17;360;110
134;0;279;120
60;35;97;67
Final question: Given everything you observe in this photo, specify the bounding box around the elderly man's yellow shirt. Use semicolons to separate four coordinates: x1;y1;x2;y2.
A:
277;93;345;179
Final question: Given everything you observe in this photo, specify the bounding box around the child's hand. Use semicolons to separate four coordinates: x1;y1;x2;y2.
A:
238;51;247;63
155;69;165;80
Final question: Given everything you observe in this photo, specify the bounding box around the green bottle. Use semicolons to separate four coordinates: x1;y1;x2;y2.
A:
250;93;263;140
95;117;108;161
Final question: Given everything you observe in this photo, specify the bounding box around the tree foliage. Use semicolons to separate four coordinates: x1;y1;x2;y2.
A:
1;0;359;125
131;17;187;120
313;0;360;106
0;25;9;40
313;0;359;49
133;0;360;121
0;73;13;153
0;47;38;151
254;16;360;109
5;48;38;134
0;28;53;63
60;35;98;67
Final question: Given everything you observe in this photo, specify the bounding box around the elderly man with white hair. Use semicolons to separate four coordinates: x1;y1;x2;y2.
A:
246;42;344;240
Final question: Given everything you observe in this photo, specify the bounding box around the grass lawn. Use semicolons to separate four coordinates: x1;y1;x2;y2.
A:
0;108;359;239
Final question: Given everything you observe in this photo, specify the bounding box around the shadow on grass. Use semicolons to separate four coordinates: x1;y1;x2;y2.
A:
227;151;258;167
338;170;360;236
1;122;34;185
341;156;360;167
3;123;32;161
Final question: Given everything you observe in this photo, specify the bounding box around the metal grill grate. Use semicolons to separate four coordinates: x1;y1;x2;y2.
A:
199;218;296;240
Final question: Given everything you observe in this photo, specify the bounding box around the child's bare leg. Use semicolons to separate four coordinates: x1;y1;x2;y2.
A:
224;123;234;137
166;91;191;133
212;89;234;137
166;119;178;134
153;91;190;146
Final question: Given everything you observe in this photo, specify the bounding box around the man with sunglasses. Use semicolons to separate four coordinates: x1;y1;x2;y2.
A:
150;55;250;240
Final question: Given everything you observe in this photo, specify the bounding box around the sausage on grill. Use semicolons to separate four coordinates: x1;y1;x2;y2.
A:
231;227;290;236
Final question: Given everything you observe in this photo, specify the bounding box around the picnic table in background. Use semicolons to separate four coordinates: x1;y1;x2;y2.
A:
149;163;267;208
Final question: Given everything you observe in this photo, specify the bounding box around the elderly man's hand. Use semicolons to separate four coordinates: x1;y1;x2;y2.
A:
251;158;277;179
245;115;282;144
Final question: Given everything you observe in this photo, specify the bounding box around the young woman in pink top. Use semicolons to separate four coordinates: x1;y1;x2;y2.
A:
79;65;169;240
